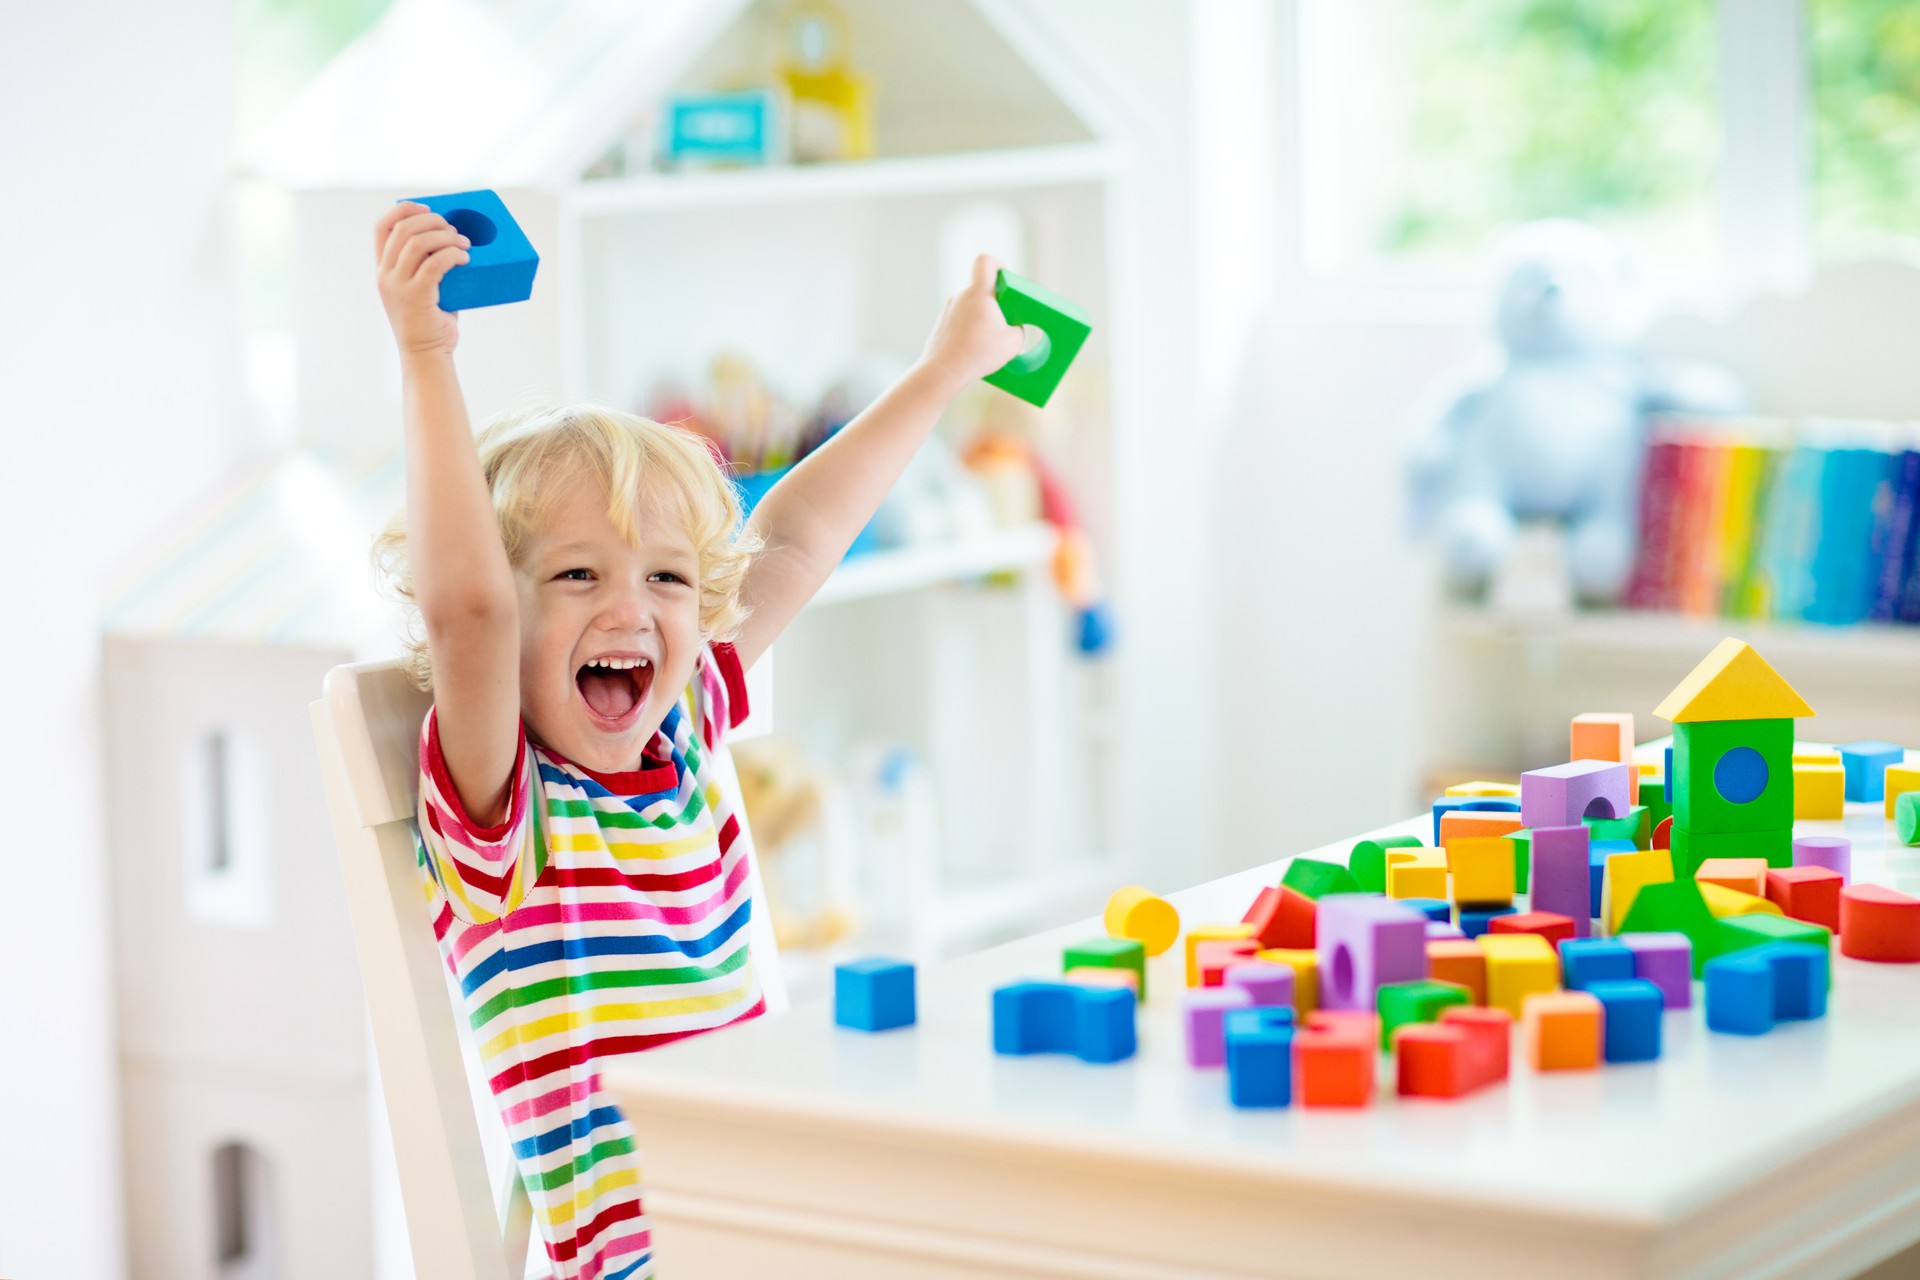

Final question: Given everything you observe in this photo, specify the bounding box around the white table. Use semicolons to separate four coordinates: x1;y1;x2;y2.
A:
606;797;1920;1280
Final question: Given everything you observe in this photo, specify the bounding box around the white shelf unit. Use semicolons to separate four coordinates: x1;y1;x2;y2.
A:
1425;604;1920;785
544;142;1128;965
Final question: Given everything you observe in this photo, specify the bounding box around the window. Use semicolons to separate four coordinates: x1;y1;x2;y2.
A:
1300;0;1720;276
1809;0;1920;256
182;726;274;928
211;1140;277;1280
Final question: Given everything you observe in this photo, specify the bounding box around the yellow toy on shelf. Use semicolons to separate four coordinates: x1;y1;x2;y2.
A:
779;1;875;162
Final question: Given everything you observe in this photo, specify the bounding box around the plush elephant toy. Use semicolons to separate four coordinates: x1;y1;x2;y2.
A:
1410;220;1744;604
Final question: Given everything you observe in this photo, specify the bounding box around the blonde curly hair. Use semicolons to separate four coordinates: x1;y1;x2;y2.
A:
374;404;760;690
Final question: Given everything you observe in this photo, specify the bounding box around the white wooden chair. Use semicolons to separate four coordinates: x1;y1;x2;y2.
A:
311;659;788;1280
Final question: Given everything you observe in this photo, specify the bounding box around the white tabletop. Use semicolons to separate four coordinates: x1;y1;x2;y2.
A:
607;772;1920;1280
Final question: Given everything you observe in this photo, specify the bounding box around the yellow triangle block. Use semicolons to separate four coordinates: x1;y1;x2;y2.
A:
1653;638;1815;723
1699;881;1785;919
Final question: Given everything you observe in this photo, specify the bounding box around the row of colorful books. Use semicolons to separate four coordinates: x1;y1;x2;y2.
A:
1623;417;1920;625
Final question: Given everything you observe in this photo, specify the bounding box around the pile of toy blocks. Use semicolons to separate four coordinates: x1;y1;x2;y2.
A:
833;638;1920;1114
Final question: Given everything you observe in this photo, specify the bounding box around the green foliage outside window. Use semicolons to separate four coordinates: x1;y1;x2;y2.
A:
1388;0;1720;259
1809;0;1920;253
239;0;392;134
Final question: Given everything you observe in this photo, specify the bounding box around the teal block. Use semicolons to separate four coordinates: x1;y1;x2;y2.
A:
982;270;1092;408
1673;720;1793;835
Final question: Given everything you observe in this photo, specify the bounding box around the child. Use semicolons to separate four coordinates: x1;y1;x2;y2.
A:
371;201;1026;1280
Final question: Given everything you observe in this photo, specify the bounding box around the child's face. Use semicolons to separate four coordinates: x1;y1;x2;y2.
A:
514;478;704;773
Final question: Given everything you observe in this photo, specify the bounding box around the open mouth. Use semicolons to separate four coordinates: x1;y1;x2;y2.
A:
575;656;655;731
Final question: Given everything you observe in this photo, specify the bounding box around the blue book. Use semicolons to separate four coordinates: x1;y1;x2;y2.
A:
1757;445;1822;621
1869;450;1920;622
1806;447;1889;625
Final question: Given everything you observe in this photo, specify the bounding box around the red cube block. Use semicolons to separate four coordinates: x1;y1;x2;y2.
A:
1195;938;1259;987
1295;1013;1377;1106
1242;885;1296;949
1487;910;1577;948
1765;865;1843;933
1394;1023;1479;1098
1840;885;1920;962
1438;1004;1513;1086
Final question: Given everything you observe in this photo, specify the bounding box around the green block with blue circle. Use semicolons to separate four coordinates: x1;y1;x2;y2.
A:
984;269;1091;408
1672;718;1793;834
402;189;538;311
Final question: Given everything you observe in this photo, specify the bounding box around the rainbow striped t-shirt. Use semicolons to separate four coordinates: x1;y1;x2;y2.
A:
415;641;763;1280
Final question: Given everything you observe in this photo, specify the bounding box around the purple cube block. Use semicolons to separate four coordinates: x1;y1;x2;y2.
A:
1182;986;1254;1067
1622;932;1692;1009
1530;824;1594;937
1224;961;1295;1008
1793;835;1852;883
1521;760;1633;831
1315;894;1428;1012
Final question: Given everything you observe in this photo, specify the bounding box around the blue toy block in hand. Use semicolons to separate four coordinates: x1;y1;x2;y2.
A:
835;956;916;1032
402;188;539;311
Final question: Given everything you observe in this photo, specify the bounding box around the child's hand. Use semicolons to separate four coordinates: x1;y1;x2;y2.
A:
375;202;468;358
917;254;1028;392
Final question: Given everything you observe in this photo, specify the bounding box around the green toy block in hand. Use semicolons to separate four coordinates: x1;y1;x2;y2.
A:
984;269;1092;408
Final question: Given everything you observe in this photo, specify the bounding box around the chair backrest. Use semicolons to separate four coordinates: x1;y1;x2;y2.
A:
310;660;788;1280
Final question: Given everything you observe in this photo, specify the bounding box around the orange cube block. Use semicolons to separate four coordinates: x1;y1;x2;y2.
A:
1571;712;1634;764
1696;857;1768;898
1764;866;1843;932
1185;923;1255;988
1522;991;1603;1071
1195;938;1258;987
1439;1005;1512;1083
1427;939;1488;1006
1439;810;1524;851
1294;1012;1377;1106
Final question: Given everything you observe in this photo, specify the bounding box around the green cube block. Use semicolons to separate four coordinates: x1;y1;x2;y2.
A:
1585;805;1650;849
1507;830;1533;894
1282;857;1361;900
1349;834;1420;895
983;270;1092;408
1616;878;1720;973
1375;979;1472;1050
1673;719;1794;835
1712;913;1832;982
1062;937;1147;1001
1670;826;1793;877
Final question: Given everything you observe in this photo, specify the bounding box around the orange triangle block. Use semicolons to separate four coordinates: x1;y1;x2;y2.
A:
1653;638;1814;723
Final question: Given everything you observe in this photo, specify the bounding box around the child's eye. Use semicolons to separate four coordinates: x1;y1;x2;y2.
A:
556;568;593;582
649;571;688;585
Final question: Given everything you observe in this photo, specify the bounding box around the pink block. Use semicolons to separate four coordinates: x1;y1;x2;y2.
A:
1521;760;1632;831
1316;895;1428;1012
1793;836;1852;883
1530;824;1593;938
1224;961;1295;1008
1182;986;1255;1067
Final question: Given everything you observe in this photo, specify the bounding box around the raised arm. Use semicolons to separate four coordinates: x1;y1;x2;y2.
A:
730;254;1028;669
375;202;522;824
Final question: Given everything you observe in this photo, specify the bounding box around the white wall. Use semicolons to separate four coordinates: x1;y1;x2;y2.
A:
0;1;246;1274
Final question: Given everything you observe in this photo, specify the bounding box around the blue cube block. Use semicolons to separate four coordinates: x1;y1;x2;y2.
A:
1704;954;1776;1035
1458;906;1516;939
1225;1007;1295;1108
1431;796;1521;844
1586;978;1664;1062
402;189;539;311
1839;740;1906;803
1559;938;1634;990
992;981;1136;1063
1402;898;1452;924
835;956;916;1032
1745;941;1830;1021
